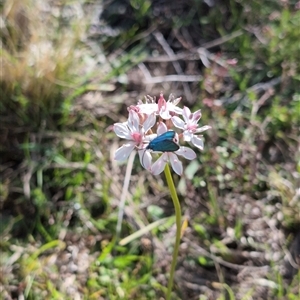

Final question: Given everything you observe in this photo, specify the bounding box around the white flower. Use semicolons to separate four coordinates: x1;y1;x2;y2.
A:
137;93;182;119
114;111;155;169
113;94;211;176
172;106;211;150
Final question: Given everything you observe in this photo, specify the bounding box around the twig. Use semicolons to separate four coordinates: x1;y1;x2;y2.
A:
145;30;244;63
116;150;136;240
138;62;152;82
153;31;192;102
217;76;282;108
139;61;203;84
200;29;244;50
184;238;270;271
143;75;203;84
22;164;35;199
251;89;274;120
247;76;281;93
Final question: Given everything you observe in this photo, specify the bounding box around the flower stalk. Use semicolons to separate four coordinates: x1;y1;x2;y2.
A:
164;163;182;300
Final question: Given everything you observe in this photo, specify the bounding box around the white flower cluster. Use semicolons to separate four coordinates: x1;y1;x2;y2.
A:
113;93;211;175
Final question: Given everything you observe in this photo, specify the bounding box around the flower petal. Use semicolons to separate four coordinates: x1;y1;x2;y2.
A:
169;153;183;175
114;123;132;139
191;136;204;150
137;103;158;114
128;110;140;133
171;116;185;129
192;109;202;123
151;153;168;175
138;149;152;170
114;143;135;161
144;113;156;133
176;146;197;160
170;96;181;106
182;106;191;123
196;125;211;133
183;130;193;142
173;106;183;115
145;133;157;142
160;109;171;120
157;122;168;135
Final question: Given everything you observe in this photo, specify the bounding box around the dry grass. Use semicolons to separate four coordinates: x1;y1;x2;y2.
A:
1;0;88;118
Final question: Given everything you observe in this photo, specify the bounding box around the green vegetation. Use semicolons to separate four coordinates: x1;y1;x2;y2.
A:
1;0;299;299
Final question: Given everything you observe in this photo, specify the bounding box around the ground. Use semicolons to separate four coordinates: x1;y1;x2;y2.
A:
0;0;299;299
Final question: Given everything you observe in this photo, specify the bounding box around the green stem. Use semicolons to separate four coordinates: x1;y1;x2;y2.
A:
164;164;182;300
